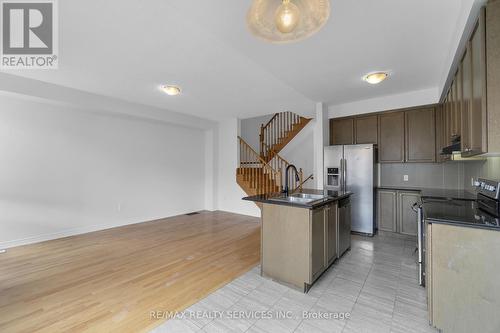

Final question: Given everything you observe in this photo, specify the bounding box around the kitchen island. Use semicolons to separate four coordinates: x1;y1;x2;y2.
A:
244;189;351;292
422;192;500;333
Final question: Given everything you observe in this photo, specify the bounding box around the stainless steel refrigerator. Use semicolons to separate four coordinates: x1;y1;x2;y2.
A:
324;144;377;235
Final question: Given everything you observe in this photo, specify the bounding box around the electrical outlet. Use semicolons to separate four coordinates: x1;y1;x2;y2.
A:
471;177;475;187
403;175;409;182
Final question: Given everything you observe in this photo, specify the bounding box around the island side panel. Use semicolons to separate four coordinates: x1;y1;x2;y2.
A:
431;223;500;333
262;203;310;290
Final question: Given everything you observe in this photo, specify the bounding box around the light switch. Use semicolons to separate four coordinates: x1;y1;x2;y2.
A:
403;175;409;182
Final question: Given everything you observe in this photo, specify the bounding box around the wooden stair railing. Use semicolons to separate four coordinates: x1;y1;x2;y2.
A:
293;173;314;192
237;136;282;195
237;136;314;204
262;143;302;193
259;111;311;161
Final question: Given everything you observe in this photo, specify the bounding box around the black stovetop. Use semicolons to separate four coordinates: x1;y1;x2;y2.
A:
423;198;500;230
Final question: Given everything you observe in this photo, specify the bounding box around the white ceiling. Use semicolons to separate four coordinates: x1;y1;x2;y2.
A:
5;0;477;120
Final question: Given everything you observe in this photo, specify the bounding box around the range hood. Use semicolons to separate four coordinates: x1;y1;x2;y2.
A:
440;135;461;156
440;142;461;155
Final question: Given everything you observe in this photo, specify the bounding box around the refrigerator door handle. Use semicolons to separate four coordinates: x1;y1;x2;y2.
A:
339;158;344;191
342;158;347;190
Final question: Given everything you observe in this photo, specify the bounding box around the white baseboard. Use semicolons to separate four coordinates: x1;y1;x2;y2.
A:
0;210;200;249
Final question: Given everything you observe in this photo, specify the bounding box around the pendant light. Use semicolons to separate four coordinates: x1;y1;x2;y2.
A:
247;0;330;43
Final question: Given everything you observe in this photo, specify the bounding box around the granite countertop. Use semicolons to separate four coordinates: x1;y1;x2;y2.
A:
423;200;500;231
377;186;477;201
243;188;352;209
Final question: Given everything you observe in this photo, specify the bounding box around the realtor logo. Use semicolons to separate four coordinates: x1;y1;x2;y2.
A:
1;0;58;69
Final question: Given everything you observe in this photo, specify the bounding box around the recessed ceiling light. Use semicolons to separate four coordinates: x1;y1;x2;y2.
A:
160;85;181;96
363;72;389;85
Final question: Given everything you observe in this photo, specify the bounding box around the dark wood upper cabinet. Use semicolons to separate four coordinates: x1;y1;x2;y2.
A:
435;105;449;162
354;115;378;144
378;112;405;163
486;0;500;154
461;45;472;154
467;9;488;156
450;78;461;140
445;89;453;146
405;107;436;163
330;118;354;145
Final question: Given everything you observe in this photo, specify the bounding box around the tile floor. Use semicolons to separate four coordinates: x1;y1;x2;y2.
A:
150;232;437;333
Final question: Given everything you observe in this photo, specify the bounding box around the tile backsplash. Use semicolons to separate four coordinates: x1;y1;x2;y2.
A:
463;157;500;191
379;162;465;189
378;157;500;191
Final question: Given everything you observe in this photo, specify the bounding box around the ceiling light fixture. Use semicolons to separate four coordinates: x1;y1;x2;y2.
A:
160;85;181;96
363;72;389;85
247;0;330;43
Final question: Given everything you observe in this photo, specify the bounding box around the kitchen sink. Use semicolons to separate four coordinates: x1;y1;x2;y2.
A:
269;193;326;204
290;193;325;200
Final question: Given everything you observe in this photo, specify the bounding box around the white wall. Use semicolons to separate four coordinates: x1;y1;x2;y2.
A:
240;113;317;190
0;94;207;248
240;114;273;151
278;121;315;187
216;118;260;217
328;87;439;118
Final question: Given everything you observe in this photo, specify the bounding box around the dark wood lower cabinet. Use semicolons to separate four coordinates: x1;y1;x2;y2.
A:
377;189;420;236
398;191;420;236
326;203;338;265
377;190;397;232
311;208;326;281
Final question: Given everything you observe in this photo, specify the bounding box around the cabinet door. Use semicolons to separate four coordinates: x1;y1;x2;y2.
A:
486;2;500;154
377;190;397;232
469;10;488;155
450;79;461;140
330;118;354;145
461;45;472;154
398;191;420;236
326;203;338;265
378;112;405;163
435;105;447;162
405;107;436;163
445;91;452;146
354;115;378;144
311;208;326;280
456;66;463;143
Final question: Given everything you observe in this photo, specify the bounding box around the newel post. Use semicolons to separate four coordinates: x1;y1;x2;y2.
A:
259;124;264;157
277;169;282;192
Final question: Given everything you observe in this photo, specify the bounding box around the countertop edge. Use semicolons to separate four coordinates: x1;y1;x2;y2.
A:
243;192;352;209
425;218;500;231
377;186;477;201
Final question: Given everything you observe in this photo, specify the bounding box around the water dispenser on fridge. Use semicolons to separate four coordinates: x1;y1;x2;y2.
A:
325;167;340;189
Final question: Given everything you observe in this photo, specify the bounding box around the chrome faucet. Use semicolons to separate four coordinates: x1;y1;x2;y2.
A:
283;164;300;196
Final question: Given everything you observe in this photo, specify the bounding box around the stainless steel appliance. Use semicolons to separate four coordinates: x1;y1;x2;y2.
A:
413;201;424;286
324;144;377;235
337;197;351;257
416;178;500;286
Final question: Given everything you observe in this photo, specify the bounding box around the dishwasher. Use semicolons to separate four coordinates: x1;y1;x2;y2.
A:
337;197;351;257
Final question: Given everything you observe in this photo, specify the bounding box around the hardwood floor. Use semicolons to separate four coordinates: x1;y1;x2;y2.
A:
0;211;261;333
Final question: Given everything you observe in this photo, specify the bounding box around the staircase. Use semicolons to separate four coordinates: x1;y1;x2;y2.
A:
237;111;313;207
260;111;311;162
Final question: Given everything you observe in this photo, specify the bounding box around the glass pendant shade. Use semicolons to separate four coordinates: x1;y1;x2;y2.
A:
275;0;300;33
247;0;330;43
